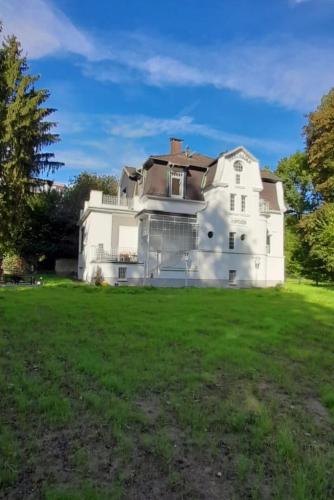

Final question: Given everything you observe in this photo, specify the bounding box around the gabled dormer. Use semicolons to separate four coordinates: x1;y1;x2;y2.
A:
204;146;263;192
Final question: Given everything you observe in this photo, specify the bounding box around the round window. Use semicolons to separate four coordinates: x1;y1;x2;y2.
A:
208;231;214;239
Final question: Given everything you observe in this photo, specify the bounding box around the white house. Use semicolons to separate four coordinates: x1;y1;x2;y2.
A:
78;139;285;287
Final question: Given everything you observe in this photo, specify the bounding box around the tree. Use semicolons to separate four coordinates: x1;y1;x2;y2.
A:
64;172;118;221
304;87;334;201
0;33;62;254
284;216;305;278
299;203;334;283
275;151;319;219
19;172;118;265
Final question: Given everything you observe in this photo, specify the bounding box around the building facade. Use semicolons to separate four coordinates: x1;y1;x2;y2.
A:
78;140;285;287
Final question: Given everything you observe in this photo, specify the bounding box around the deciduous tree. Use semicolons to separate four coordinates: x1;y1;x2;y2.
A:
275;151;319;218
304;88;334;201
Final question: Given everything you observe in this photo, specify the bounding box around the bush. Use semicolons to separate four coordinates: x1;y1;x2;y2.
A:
94;266;104;286
2;254;28;274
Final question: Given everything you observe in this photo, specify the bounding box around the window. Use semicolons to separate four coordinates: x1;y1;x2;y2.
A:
241;195;246;212
234;160;243;172
229;270;237;284
208;231;214;239
229;232;235;250
118;267;127;280
80;226;85;253
170;170;184;198
266;231;271;254
230;194;236;211
236;173;241;185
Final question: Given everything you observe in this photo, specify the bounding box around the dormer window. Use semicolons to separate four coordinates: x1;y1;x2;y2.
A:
234;160;243;172
170;170;184;198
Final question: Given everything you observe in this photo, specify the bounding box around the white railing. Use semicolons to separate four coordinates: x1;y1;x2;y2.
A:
102;194;133;209
259;200;270;213
93;245;138;263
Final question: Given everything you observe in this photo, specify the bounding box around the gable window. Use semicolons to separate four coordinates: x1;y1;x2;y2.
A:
229;270;237;284
229;232;236;250
170;170;184;198
118;267;127;280
234;160;243;172
236;173;241;185
241;195;247;212
230;194;236;211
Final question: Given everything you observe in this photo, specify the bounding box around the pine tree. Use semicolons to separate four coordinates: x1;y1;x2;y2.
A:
0;33;63;253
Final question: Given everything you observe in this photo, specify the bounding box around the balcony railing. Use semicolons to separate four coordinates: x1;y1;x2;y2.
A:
93;245;138;263
102;194;133;209
259;200;270;213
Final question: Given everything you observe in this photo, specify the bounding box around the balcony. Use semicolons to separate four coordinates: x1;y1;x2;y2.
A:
259;200;270;213
80;191;135;219
93;245;138;263
102;194;134;209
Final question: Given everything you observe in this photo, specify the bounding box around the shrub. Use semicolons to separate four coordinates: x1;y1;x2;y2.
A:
2;254;28;274
94;266;104;286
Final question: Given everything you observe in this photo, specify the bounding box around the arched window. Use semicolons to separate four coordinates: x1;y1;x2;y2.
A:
233;160;243;172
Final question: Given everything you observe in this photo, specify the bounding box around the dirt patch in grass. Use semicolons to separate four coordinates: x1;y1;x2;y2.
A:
1;414;118;500
136;396;162;424
305;397;330;426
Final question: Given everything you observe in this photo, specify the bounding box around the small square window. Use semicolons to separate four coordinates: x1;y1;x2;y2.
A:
118;267;127;280
229;270;237;284
229;232;235;250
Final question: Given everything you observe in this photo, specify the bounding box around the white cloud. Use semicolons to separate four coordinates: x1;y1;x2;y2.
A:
1;0;333;111
56;137;148;173
105;114;292;154
0;0;96;59
290;0;312;4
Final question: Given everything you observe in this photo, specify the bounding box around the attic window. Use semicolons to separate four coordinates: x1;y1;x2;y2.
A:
234;160;243;172
170;170;184;198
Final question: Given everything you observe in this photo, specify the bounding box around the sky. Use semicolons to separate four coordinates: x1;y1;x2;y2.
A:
0;0;334;183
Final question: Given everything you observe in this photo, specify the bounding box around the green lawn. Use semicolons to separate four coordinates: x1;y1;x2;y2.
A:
0;279;334;499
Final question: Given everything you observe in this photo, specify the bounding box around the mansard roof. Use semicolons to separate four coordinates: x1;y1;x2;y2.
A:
119;143;282;211
146;152;215;169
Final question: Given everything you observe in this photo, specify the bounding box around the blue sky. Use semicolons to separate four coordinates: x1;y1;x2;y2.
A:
1;0;334;183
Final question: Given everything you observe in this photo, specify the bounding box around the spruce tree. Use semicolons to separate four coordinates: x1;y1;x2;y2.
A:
0;32;62;254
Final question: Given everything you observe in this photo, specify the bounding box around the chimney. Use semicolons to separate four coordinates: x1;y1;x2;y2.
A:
170;137;183;155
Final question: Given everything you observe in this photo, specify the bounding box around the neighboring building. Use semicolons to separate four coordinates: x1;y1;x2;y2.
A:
30;179;66;194
78;139;285;287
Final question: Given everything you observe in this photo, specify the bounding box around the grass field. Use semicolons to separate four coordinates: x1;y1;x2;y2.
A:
0;278;334;499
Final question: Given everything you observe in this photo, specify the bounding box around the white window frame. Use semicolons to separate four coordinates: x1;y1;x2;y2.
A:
230;193;236;211
241;195;247;213
118;267;127;281
236;173;241;185
233;161;243;172
229;270;237;284
169;170;184;198
229;232;235;250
